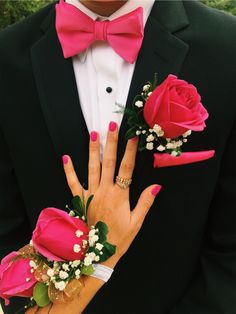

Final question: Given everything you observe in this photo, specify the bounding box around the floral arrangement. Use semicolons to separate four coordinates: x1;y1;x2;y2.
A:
0;195;115;310
117;73;215;167
118;73;208;156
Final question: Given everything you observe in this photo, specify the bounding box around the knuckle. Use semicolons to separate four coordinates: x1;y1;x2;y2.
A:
103;157;115;168
143;197;152;209
134;218;143;231
109;132;118;142
121;161;134;172
90;142;99;151
69;178;79;190
89;165;100;175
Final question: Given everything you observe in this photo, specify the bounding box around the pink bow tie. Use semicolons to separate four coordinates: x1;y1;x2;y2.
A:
55;0;144;64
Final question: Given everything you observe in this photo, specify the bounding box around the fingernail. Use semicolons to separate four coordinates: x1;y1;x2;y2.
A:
62;155;69;165
90;131;98;142
131;136;139;142
109;121;117;132
151;185;162;196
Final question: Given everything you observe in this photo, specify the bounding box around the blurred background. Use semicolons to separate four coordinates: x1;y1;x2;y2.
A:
0;0;235;30
0;0;235;313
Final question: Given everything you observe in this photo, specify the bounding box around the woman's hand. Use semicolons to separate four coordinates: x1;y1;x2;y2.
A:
63;122;162;265
25;122;161;314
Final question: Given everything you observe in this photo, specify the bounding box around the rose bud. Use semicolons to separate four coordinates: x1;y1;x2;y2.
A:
32;208;90;261
0;252;37;305
144;74;209;138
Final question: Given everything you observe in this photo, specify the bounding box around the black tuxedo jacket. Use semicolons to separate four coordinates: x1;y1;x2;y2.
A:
0;1;236;313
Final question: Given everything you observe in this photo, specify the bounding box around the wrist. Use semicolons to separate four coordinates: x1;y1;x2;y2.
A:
100;252;121;268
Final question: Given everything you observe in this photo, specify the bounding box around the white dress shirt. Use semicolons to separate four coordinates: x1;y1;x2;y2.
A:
66;0;155;155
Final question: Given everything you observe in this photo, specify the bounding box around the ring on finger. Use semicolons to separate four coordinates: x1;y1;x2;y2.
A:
115;176;132;190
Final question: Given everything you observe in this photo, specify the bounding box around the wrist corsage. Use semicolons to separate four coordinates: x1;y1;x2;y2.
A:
0;195;116;311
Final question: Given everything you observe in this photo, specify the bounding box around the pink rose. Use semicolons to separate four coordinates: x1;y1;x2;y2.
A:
0;252;37;305
143;74;209;138
32;208;90;261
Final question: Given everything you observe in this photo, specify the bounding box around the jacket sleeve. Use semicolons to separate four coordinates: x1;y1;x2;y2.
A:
0;126;32;260
170;120;236;314
0;125;32;313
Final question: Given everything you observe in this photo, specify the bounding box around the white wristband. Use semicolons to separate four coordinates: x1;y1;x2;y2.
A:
90;264;114;283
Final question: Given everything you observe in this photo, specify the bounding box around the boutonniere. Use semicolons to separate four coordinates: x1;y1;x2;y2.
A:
117;74;215;168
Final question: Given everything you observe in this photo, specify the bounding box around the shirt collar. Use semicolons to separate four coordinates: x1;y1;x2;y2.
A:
65;0;155;63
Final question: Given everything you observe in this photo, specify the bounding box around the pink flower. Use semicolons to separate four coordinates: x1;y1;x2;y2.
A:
32;208;90;261
0;252;37;305
143;75;209;138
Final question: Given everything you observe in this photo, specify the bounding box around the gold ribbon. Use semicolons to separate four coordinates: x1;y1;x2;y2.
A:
48;278;84;304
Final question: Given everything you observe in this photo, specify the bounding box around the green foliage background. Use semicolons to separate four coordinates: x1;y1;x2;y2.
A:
0;0;235;30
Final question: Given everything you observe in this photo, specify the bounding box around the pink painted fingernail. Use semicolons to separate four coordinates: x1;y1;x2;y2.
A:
109;121;117;132
151;185;162;196
62;155;69;165
131;136;139;142
90;131;98;142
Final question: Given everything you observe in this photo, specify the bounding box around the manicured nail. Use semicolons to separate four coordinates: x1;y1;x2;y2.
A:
131;136;139;142
109;121;117;132
62;155;69;165
151;185;162;196
90;131;98;142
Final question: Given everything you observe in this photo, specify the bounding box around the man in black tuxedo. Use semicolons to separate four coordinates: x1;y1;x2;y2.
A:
0;0;236;313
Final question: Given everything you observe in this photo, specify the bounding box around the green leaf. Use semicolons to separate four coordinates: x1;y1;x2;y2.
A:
72;195;84;217
33;282;50;308
99;242;116;262
81;264;94;276
125;126;137;140
86;195;94;214
95;221;109;243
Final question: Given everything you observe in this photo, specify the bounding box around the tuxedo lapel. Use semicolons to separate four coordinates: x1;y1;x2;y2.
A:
116;0;190;174
31;9;89;188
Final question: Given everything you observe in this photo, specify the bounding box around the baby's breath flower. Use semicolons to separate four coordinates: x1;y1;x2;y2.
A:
29;260;37;269
171;151;179;157
135;100;143;108
71;260;80;268
143;84;150;92
95;256;100;262
166;142;175;149
59;270;69;280
55;281;66;291
146;134;155;142
95;243;103;251
75;230;84;238
136;130;141;136
62;263;70;271
146;142;154;150
182;130;192;137
75;269;81;279
157;145;166;152
47;269;54;277
73;244;81;253
84;256;93;266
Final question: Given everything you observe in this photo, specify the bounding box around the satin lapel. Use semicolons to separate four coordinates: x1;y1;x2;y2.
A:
31;12;89;188
116;0;190;174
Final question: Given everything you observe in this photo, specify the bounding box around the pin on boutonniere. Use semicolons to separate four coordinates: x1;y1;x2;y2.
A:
117;73;215;168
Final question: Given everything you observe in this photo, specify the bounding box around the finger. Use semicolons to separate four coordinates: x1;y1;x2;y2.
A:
25;305;38;314
131;184;162;229
88;131;101;193
101;121;119;186
62;155;83;197
116;137;139;187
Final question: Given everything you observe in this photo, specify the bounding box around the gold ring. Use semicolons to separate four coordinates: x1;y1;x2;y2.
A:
116;176;132;190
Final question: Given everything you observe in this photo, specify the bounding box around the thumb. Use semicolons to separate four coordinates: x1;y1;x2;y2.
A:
131;184;162;228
